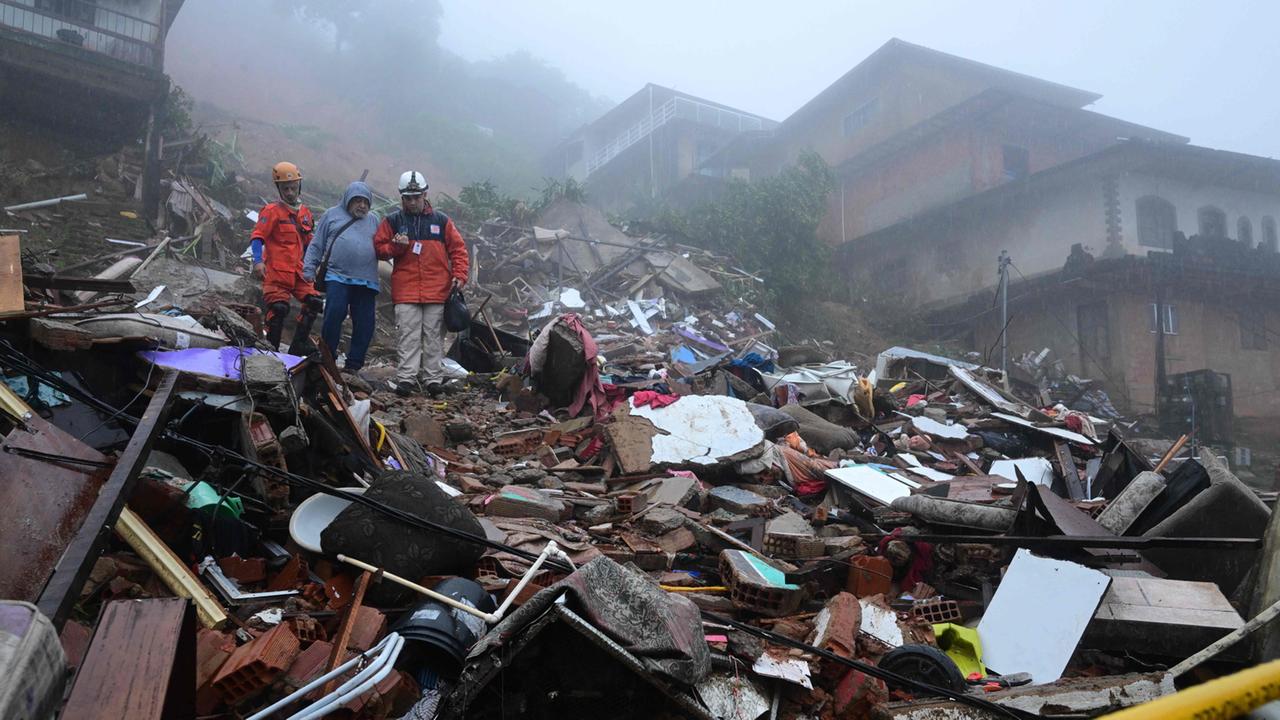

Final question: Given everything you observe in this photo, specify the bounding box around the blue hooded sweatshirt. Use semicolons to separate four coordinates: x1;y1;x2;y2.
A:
302;181;381;290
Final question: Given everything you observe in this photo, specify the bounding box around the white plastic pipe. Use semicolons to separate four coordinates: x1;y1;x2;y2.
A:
246;633;398;720
288;634;404;720
337;540;569;625
294;632;404;717
4;193;88;212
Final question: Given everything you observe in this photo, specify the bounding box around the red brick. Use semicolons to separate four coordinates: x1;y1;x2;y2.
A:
833;669;888;718
267;554;308;592
218;555;267;583
282;639;334;692
344;606;386;653
195;628;237;715
212;624;300;706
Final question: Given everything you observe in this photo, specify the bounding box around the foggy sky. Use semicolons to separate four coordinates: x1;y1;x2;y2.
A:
440;0;1280;158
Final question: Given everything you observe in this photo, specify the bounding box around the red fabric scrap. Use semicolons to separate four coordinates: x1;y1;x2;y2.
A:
632;390;680;409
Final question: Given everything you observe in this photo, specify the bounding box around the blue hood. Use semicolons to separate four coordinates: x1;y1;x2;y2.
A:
341;181;374;216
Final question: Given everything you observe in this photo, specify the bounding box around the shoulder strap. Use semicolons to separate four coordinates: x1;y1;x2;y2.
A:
319;215;362;266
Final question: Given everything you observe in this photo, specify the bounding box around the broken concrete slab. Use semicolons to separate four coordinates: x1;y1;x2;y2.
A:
871;672;1171;719
628;395;765;467
708;485;770;515
484;486;567;522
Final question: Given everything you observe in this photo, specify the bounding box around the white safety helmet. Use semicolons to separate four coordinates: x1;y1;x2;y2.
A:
398;171;428;196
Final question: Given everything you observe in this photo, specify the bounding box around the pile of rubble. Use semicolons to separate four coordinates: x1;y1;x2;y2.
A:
0;193;1277;720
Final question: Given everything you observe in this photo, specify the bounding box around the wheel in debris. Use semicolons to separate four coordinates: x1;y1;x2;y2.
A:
876;644;967;694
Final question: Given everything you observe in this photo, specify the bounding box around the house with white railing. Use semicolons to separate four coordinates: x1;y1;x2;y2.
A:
0;0;184;140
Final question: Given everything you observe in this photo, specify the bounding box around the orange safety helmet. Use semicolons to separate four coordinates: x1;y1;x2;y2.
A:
272;161;302;184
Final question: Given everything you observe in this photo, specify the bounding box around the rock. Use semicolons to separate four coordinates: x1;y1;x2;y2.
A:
638;506;687;536
537;475;565;490
488;473;514;486
446;421;476;443
511;467;548;484
708;485;771;515
402;412;447;448
579;503;615;525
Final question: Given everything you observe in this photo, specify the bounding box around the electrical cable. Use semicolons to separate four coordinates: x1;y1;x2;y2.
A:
0;341;1040;719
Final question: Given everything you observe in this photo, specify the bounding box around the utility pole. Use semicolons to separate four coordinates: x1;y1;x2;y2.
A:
998;250;1012;382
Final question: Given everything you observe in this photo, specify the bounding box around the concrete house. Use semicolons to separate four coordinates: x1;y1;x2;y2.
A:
543;83;778;211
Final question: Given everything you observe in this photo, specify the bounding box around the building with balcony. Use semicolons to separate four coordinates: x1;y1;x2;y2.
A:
0;0;184;144
543;83;778;211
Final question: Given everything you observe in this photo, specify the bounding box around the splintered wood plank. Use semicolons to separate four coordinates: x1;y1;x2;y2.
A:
0;235;22;314
62;598;195;719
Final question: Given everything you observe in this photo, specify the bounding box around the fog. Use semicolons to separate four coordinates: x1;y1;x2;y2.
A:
165;0;1280;195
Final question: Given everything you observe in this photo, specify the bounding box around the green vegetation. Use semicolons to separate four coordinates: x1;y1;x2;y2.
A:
645;152;835;310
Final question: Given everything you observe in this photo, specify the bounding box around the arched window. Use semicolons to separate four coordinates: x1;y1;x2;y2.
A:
1239;217;1254;247
1136;196;1177;249
1263;216;1278;252
1198;206;1227;238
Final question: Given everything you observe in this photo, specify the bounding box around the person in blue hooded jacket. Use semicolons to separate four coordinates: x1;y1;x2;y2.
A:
303;181;381;372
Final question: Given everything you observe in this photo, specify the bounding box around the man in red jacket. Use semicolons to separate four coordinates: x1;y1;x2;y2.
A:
374;171;469;396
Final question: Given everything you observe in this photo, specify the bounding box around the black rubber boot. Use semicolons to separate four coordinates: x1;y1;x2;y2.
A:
265;301;289;349
287;296;323;356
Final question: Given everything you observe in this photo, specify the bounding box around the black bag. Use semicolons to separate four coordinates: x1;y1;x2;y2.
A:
312;215;361;293
444;288;469;332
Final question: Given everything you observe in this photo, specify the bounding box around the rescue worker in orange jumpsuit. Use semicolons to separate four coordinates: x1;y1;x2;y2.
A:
251;161;322;354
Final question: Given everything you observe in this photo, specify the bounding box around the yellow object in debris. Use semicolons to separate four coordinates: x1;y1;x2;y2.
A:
373;420;388;451
0;381;32;426
932;623;985;678
890;382;907;393
119;210;138;219
116;507;228;629
1100;659;1280;719
854;376;875;419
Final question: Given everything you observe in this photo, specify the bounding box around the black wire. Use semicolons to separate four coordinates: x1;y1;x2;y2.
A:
2;445;115;469
0;340;1039;718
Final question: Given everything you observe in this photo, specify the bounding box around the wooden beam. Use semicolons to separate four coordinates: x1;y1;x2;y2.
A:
1054;440;1086;501
322;570;371;694
22;275;136;293
37;371;178;628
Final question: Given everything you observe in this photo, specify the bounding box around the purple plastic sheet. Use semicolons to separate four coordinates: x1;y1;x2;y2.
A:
674;325;730;353
138;347;305;379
